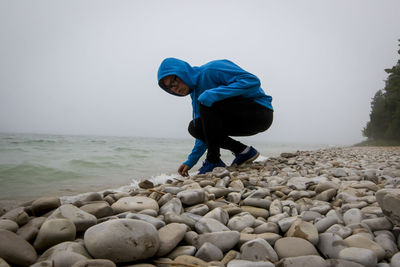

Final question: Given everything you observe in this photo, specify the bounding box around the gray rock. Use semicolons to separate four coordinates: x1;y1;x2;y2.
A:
156;223;188;257
227;212;255;232
0;258;10;267
325;224;352;239
157;192;173;206
315;216;338;233
0;229;37;266
376;189;400;225
332;168;347;177
240;206;269;219
159;198;183;215
0;207;29;226
374;232;398;258
46;204;97;232
195;218;230;233
286;219;319;245
243;198;271;209
195;242;223;262
315;188;337;202
391;252;400;267
167;245;196;259
111;196;159;214
254;222;279;234
196;231;240;252
362;217;393;231
344;234;386;261
204;207;229;225
39;251;87;267
276;255;327;267
126;213;166;229
300;211;323;222
185;204;209;216
37;241;91;263
278;216;299;233
227;260;274;267
343;208;364;225
16;216;45;241
205;187;231;198
0;219;18;232
84;219;159;263
177;189;205;206
31;197;61;216
71;259;117;267
274;237;319;258
338;247;377;267
317;233;348;258
241;238;279;262
164;212;196;228
269;199;282;215
80;202;113;218
226;192;242;204
325;259;364;267
33;219;76;251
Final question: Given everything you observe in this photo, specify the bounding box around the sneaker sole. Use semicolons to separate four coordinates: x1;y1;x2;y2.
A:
234;152;260;166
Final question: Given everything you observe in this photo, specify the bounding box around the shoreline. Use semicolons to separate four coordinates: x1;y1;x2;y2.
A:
1;146;400;266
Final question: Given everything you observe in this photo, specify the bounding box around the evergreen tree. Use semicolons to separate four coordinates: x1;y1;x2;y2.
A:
363;40;400;142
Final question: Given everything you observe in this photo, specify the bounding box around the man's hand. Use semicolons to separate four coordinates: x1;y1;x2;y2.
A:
178;164;190;177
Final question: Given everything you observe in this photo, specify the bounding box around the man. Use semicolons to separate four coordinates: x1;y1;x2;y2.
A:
157;58;273;176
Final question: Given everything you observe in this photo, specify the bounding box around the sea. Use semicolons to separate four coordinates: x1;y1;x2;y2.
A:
0;132;332;203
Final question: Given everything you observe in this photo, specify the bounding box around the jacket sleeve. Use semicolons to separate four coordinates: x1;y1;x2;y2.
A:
197;68;261;107
183;139;207;168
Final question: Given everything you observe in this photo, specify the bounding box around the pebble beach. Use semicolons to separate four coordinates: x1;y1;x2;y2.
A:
1;146;400;267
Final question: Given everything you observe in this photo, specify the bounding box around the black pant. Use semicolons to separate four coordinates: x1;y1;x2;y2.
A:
188;97;273;163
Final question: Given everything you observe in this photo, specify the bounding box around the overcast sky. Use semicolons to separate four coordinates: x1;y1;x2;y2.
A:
0;1;399;145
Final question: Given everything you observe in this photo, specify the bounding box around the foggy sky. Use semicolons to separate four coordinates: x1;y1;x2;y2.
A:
0;0;399;145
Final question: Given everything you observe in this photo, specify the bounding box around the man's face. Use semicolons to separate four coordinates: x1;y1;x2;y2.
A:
163;75;190;96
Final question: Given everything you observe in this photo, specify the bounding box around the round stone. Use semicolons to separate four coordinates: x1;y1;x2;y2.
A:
240;238;279;262
274;237;319;258
84;219;159;263
31;197;61;216
156;223;188;257
33;219;76;251
0;219;18;232
111;196;159;214
0;229;37;266
338;247;377;267
46;204;97;232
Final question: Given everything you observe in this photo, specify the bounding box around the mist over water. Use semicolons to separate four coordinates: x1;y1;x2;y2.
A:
0;132;331;202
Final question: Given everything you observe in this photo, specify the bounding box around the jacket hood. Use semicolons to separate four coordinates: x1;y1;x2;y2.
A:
157;58;198;96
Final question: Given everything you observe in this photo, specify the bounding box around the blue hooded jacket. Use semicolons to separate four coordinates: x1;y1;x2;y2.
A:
157;58;273;168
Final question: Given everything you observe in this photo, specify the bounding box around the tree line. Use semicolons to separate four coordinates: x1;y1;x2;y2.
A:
363;40;400;144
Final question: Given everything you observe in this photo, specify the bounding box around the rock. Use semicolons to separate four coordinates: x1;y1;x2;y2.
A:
317;233;348;258
242;198;271;209
84;219;159;263
196;231;240;252
240;206;269;218
227;212;255;232
343;208;364;225
324;224;352;239
254;222;279;234
185;204;209;216
227;259;274;267
173;255;208;267
38;251;87;267
300;211;323;222
204;207;229;225
16;216;46;241
338;247;377;267
0;219;18;232
177;189;205;206
195;218;230;233
80;202;113;218
391;252;400;267
194;242;223;262
374;232;398;258
0;258;10;267
274;237;319;258
332;168;347;177
344;234;386;261
167;245;196;259
0;207;29;226
362;217;393;231
111;196;159;214
31;197;61;216
0;229;37;266
315;216;338;233
139;179;154;189
276;255;327;267
126;213;166;229
285;219;319;245
156;223;188;257
159;198;183;215
164;212;196;228
33;219;76;251
71;259;117;267
278;216;298;233
240;238;279;262
315;188;337;202
36;241;91;263
325;259;364;267
46;204;97;231
270;199;282;215
376;189;400;225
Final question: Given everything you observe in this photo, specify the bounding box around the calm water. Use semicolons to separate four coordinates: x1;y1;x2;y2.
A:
0;133;330;202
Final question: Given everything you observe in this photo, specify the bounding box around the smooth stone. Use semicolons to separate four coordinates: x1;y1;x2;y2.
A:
205;187;231;198
376;189;400;225
227;212;255;232
344;234;386;261
325;259;364;267
300;211;323;222
0;219;18;232
31;197;61;216
159;198;183;215
37;241;91;262
227;259;274;267
172;255;207;266
163;186;184;194
204;207;229;225
80;202;113;219
274;237;319;258
177;189;205;206
0;207;29;226
278;216;299;233
317;233;348;258
111;196;159;214
268;213;289;223
338;247;377;267
343;208;364;225
196;231;240;252
332;168;347;177
38;251;87;267
315;216;338;233
195;242;223;262
84;219;159;263
240;238;279;262
239;232;281;247
164;212;196;228
226;192;242;204
138;179;154;189
16;217;46;242
310;204;332;215
362;217;393;231
247;188;270;199
167;245;196;259
0;258;10;267
391;252;400;267
185;204;209;216
157;193;173;206
229;179;245;190
276;255;327;267
71;259;117;267
243;198;271;209
269;199;282;215
46;204;97;232
0;229;37;266
156;223;188;257
240;206;269;219
126;213;166;229
325;224;352;239
285;219;319;245
254;222;280;234
315;181;339;193
33;219;76;251
374;233;398;258
221;250;239;266
195;218;230;233
315;188;337;202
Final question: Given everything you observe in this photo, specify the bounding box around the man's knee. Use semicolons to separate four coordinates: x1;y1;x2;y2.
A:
188;119;203;139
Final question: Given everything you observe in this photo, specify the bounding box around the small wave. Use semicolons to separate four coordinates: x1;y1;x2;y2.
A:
69;159;124;169
10;139;57;145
